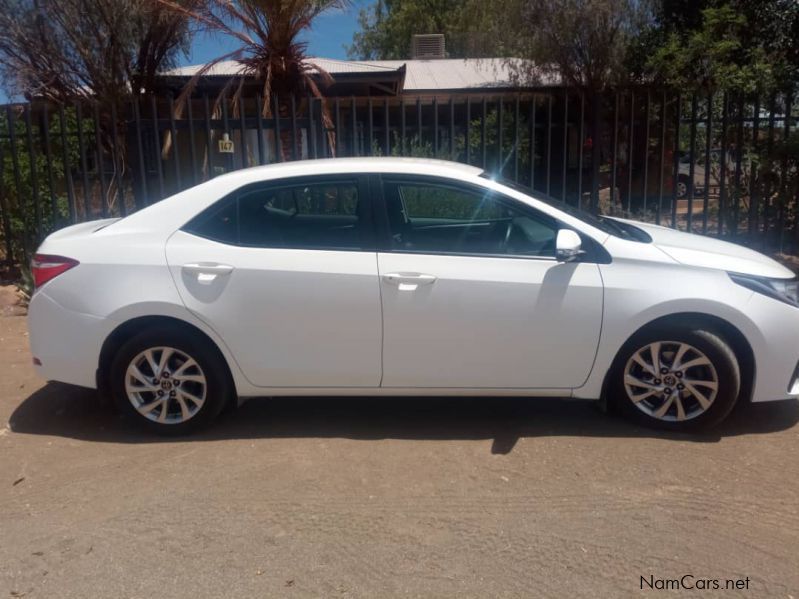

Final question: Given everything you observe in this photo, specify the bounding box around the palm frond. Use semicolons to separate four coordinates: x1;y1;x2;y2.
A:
158;0;351;156
174;47;248;113
161;47;247;158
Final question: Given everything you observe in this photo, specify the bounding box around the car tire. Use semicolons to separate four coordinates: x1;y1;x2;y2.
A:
608;324;741;432
109;327;232;435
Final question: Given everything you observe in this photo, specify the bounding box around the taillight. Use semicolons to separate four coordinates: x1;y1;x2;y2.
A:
31;254;79;289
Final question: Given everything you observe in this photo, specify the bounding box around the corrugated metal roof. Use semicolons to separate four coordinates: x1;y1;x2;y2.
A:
163;57;557;91
341;58;517;90
164;60;246;77
306;57;400;74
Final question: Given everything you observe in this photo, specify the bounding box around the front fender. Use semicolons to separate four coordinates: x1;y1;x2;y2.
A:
575;261;759;400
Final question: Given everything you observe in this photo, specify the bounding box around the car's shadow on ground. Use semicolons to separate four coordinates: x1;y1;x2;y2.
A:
8;382;799;453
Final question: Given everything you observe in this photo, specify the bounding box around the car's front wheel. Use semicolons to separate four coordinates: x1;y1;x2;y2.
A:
609;325;741;431
110;327;231;434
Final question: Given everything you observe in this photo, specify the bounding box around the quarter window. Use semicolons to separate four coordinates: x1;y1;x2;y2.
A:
184;179;369;250
382;180;558;257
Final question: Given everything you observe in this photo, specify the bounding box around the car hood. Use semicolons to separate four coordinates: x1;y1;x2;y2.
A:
611;218;794;279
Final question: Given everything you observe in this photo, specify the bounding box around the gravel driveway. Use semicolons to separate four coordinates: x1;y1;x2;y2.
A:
1;314;798;598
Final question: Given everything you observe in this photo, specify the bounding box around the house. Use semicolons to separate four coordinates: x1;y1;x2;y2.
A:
151;41;574;196
160;56;551;99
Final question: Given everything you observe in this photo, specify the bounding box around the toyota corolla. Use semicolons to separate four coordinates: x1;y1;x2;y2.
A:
27;158;799;434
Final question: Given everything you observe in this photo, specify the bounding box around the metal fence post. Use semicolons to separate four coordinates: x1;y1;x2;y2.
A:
671;94;681;229
0;139;13;263
6;106;29;251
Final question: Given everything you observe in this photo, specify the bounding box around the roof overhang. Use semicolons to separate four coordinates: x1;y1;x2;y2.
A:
157;63;407;97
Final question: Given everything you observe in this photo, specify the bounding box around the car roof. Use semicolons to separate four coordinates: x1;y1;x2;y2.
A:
108;157;486;234
212;157;485;182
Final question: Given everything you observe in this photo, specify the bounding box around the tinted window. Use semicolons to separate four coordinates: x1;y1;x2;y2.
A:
185;179;369;250
383;180;557;257
483;174;652;243
187;195;238;244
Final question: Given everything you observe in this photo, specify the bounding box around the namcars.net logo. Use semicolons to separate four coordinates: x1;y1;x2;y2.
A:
641;574;751;591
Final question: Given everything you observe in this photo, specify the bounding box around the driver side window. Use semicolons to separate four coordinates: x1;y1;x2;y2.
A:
382;179;557;257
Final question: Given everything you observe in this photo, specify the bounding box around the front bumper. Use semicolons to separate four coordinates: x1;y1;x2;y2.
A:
744;291;799;402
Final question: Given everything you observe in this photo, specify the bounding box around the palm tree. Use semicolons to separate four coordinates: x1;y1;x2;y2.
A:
160;0;350;158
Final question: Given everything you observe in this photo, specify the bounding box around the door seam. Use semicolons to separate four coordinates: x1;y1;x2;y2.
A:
376;251;385;387
163;229;255;388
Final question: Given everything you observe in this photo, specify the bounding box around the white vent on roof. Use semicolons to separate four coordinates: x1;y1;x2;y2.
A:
411;34;446;59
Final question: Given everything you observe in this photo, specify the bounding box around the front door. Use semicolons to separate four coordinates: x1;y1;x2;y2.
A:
376;176;603;389
166;175;382;388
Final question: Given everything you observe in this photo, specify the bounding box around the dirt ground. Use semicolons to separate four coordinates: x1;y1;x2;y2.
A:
1;314;798;598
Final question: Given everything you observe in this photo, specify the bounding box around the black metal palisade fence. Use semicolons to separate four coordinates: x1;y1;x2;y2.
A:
1;88;798;266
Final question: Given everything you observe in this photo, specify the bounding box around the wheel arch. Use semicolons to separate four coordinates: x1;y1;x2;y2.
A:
601;312;755;405
97;315;238;404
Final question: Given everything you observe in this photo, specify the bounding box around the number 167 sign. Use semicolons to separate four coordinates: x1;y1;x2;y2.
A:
218;133;235;154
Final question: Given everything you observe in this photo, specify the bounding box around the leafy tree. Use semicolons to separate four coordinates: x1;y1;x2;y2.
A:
1;106;89;262
641;0;799;94
655;0;709;33
0;0;199;228
0;0;198;105
348;0;492;60
497;0;653;92
645;4;790;93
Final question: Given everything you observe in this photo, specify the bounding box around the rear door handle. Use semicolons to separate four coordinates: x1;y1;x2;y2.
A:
382;272;437;291
182;262;234;283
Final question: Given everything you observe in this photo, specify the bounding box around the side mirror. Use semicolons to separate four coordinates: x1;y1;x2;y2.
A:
556;229;584;262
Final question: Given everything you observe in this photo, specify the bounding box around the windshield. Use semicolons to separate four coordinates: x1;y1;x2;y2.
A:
482;174;651;242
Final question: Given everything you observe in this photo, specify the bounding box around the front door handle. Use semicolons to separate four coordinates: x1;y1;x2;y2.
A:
382;272;437;291
182;262;234;283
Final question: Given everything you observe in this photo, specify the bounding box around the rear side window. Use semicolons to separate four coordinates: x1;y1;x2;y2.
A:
187;197;238;244
184;179;371;250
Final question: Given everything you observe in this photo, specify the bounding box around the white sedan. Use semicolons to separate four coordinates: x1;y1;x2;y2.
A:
27;158;799;434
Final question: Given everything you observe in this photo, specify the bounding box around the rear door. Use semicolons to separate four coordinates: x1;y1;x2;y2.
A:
375;175;604;389
166;175;382;388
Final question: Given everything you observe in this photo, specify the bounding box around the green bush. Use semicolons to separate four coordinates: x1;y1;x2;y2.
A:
1;105;89;263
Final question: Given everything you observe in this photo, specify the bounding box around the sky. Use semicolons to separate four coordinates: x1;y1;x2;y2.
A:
0;1;372;103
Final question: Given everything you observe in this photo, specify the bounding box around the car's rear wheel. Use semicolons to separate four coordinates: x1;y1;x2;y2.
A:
609;325;741;431
110;328;231;434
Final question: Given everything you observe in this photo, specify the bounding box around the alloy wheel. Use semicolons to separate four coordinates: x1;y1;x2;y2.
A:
125;346;207;424
623;341;718;422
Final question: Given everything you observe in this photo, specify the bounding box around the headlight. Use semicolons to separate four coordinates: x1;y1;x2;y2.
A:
729;272;799;308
